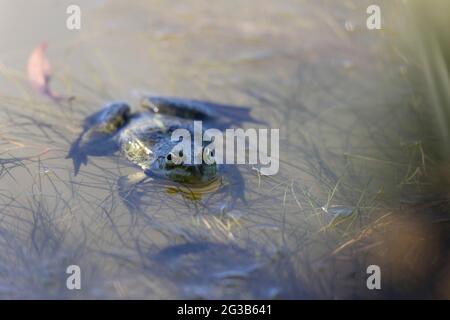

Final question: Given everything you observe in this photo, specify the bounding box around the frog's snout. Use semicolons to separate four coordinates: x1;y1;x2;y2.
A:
152;154;217;184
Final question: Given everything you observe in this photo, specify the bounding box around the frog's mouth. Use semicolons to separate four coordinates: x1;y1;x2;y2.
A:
165;164;217;184
149;158;217;185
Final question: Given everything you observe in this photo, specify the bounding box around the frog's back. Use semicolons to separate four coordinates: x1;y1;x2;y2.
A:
68;96;261;178
117;112;190;170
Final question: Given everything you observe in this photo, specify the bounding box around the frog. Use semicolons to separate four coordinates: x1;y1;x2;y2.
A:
67;96;261;211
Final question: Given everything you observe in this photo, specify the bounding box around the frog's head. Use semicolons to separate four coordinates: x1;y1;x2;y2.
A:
149;144;217;185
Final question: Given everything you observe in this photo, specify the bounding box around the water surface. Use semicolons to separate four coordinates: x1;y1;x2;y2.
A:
0;0;448;299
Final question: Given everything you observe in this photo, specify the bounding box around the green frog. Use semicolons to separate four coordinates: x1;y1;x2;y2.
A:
67;96;260;209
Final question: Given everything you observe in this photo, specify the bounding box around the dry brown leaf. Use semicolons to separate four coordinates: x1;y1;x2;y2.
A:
27;42;61;101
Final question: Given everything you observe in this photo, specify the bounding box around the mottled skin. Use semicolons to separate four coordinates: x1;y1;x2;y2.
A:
118;112;217;184
68;96;259;186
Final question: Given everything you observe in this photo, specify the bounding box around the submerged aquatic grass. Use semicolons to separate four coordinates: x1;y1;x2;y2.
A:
0;0;449;299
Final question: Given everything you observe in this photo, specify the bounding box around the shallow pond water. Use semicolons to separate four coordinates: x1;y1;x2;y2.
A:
0;0;449;299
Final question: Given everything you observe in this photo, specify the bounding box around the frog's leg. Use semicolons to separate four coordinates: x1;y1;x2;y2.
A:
223;165;247;208
67;102;131;175
141;96;265;127
117;171;150;213
204;165;247;214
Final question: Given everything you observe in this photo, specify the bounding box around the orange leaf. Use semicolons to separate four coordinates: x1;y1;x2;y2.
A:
27;42;60;101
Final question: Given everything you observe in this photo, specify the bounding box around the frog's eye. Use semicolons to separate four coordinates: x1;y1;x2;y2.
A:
166;151;183;165
203;148;216;165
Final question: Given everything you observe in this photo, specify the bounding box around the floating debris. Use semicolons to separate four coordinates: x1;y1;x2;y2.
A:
27;43;61;101
344;20;355;32
321;205;354;217
225;209;245;220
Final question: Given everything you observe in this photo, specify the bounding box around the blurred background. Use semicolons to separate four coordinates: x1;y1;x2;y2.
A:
0;0;449;299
